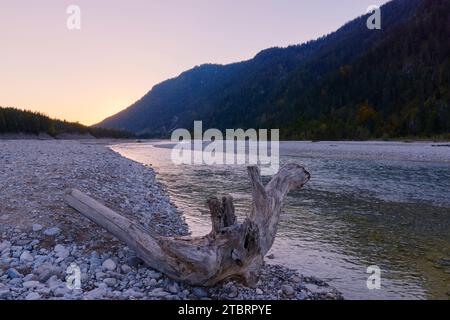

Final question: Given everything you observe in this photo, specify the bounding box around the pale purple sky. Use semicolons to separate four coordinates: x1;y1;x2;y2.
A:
0;0;390;125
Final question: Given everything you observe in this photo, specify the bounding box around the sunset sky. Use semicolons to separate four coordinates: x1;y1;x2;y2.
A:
1;0;389;125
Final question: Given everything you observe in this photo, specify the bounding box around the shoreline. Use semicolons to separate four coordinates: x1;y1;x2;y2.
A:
1;132;449;144
0;139;342;300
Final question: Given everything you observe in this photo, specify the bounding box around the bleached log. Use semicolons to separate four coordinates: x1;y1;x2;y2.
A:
65;164;310;286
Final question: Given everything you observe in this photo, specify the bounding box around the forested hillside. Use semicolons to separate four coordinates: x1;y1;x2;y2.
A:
97;0;449;140
0;107;134;138
279;0;450;140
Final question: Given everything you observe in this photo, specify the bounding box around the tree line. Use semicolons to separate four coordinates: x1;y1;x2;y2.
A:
0;107;134;139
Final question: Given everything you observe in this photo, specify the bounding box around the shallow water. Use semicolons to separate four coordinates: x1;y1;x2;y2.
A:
112;141;450;300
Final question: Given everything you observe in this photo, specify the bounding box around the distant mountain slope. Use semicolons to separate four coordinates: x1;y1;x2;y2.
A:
0;107;134;138
278;0;450;139
96;0;449;140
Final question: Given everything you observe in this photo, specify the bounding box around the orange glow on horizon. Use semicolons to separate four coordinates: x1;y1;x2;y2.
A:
0;0;390;126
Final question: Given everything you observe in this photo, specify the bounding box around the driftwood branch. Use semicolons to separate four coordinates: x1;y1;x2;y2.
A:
65;164;310;286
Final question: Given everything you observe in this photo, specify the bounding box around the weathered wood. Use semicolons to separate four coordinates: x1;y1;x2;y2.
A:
250;164;310;254
64;163;310;286
208;195;236;237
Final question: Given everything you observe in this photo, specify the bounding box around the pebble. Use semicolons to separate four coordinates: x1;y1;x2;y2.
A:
281;285;295;297
35;263;61;283
38;287;52;296
84;288;107;300
54;245;70;260
23;274;35;282
192;287;208;298
0;241;11;252
228;286;238;298
150;290;169;298
103;278;117;287
22;281;41;289
48;277;63;292
6;268;23;279
20;251;34;263
298;292;308;300
32;224;43;232
102;259;117;271
121;264;132;274
0;288;12;299
54;287;71;297
168;283;179;294
43;227;61;237
128;289;146;299
25;292;42;300
148;270;161;280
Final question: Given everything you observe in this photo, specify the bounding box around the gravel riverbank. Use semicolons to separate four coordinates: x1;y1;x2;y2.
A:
0;140;342;300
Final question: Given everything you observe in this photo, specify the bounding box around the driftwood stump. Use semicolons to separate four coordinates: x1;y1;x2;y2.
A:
65;164;310;287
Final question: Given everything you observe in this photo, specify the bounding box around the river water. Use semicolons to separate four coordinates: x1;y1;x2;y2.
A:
111;141;450;300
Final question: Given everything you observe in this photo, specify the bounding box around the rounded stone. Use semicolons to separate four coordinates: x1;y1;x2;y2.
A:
32;224;43;232
19;251;34;263
43;227;61;237
25;292;42;300
281;285;295;297
102;259;117;271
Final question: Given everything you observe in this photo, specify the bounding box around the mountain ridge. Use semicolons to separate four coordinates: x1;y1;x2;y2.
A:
97;0;449;140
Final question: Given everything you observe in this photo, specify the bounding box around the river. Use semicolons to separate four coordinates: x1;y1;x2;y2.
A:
111;140;450;300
